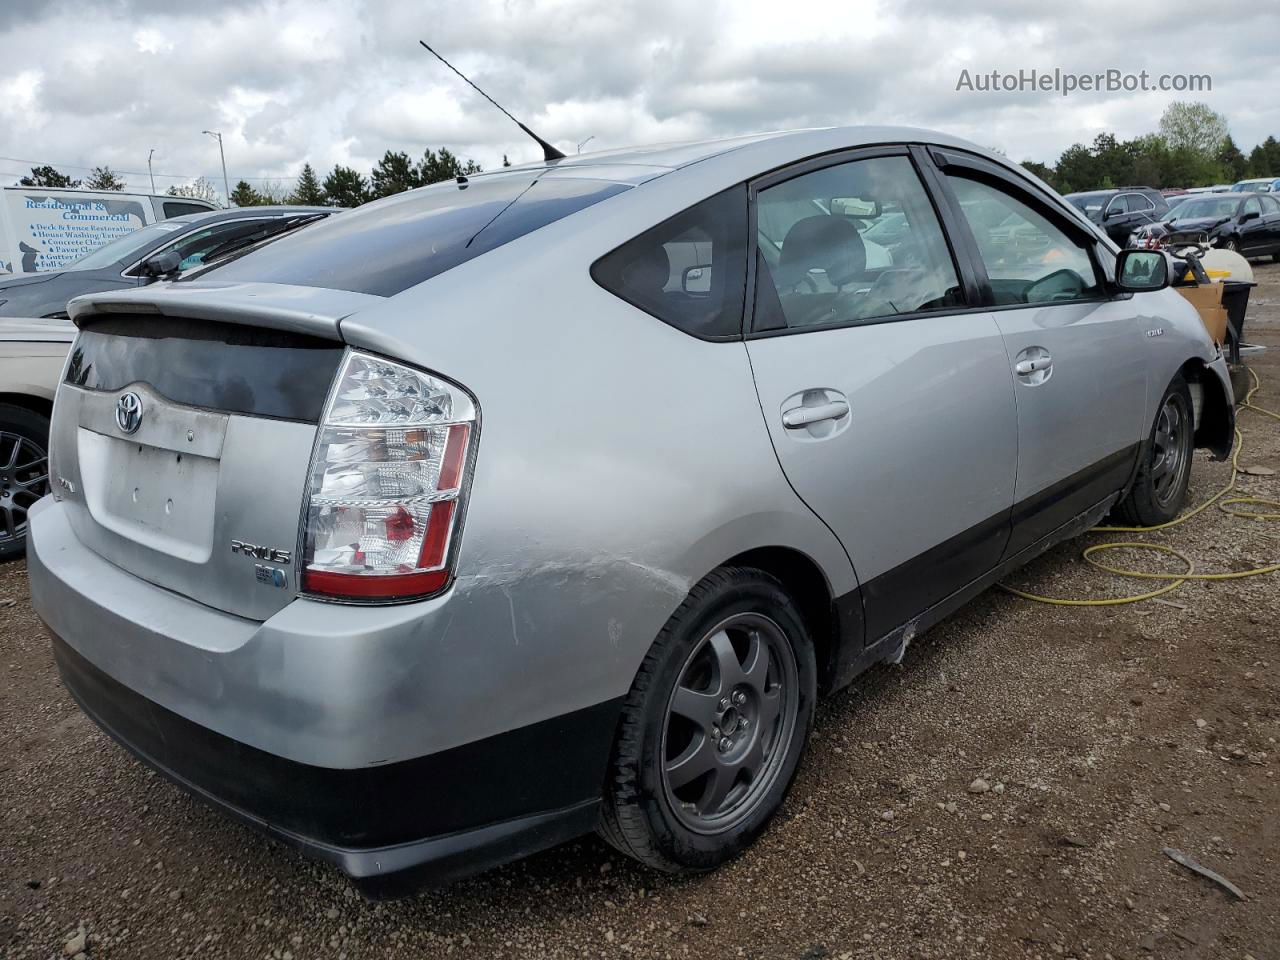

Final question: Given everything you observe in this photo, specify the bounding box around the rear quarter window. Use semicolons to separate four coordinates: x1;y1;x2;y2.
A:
198;174;628;297
590;185;748;340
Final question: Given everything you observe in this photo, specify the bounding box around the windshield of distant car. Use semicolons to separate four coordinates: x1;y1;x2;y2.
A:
63;221;188;271
1065;194;1107;220
1167;198;1239;220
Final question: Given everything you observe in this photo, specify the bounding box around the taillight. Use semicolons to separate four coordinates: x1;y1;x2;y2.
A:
300;351;477;602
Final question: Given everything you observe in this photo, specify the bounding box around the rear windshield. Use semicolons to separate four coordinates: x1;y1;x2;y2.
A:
196;174;630;297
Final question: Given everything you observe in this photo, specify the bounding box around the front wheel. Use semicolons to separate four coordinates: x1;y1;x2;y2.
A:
0;404;51;561
599;567;816;874
1222;239;1239;253
1112;375;1194;527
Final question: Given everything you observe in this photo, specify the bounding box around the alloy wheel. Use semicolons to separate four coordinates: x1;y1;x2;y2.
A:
1151;393;1189;506
660;612;799;835
0;432;49;546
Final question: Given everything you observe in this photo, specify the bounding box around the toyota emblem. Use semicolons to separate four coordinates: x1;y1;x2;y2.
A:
115;391;144;434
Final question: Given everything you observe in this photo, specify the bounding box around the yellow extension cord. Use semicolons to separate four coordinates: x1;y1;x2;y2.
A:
1001;367;1280;606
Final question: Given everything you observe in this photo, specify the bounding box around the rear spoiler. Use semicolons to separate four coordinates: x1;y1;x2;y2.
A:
67;282;384;341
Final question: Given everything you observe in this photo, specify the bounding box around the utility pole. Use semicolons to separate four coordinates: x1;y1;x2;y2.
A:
147;149;156;194
202;130;230;207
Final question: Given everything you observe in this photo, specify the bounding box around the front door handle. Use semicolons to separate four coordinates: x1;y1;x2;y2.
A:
1014;355;1052;376
782;399;849;428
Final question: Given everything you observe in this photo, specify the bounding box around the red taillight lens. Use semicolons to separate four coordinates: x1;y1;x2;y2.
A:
300;353;477;603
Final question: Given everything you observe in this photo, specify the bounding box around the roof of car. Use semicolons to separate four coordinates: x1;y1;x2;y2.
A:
494;126;998;183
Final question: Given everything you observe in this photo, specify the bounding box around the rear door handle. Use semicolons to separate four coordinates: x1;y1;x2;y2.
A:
1014;356;1051;375
782;400;849;428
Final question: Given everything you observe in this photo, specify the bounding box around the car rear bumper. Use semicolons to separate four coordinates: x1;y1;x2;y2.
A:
51;632;605;893
28;496;620;890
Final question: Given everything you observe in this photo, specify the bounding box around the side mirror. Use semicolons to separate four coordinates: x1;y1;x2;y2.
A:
1240;210;1260;223
1103;207;1121;220
681;264;711;294
830;196;881;219
1116;249;1169;292
138;248;182;280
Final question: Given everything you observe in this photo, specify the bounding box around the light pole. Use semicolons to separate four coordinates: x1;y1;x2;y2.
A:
577;136;595;154
202;130;230;207
147;148;156;194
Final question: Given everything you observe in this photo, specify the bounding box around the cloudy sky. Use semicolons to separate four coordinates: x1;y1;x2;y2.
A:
2;0;1278;200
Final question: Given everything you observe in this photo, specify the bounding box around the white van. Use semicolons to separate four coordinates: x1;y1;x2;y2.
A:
0;186;217;274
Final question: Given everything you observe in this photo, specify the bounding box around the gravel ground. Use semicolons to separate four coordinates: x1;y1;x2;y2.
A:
4;264;1280;960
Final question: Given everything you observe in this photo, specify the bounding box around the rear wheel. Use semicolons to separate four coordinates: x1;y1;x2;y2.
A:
599;567;816;873
0;404;51;561
1112;375;1194;527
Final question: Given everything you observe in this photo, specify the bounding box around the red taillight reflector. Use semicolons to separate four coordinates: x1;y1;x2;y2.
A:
302;567;450;600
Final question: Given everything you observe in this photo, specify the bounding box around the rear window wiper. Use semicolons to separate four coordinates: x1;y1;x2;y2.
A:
182;214;328;278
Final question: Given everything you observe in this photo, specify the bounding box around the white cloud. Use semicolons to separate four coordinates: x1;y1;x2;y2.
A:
0;0;1277;201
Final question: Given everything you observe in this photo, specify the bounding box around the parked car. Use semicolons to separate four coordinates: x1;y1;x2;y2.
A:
0;317;74;558
0;206;332;557
1063;187;1170;244
1128;192;1280;259
28;127;1235;894
1230;177;1276;193
1;185;216;275
0;206;332;321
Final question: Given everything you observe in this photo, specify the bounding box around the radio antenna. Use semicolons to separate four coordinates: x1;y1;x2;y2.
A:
418;40;566;162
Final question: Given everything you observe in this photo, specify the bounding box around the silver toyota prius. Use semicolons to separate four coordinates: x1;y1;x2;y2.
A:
27;127;1234;893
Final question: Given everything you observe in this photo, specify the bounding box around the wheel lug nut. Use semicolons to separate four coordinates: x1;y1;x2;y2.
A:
718;737;733;752
740;718;749;730
719;698;731;711
711;726;720;739
732;691;746;706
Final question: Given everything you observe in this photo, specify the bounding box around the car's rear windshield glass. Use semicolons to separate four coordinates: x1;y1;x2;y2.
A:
195;174;631;297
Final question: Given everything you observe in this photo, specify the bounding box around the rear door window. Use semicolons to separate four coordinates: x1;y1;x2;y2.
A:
201;174;628;297
752;155;963;330
591;186;748;340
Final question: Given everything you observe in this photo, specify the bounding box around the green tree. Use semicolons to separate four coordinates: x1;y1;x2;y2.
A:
20;165;80;188
1158;101;1228;157
1216;135;1248;181
84;165;126;190
289;163;326;205
418;147;481;185
1052;143;1097;193
322;165;370;207
370;150;421;198
1250;135;1280;176
230;180;263;207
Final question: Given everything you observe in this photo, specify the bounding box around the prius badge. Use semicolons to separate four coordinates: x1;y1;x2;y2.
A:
115;391;143;434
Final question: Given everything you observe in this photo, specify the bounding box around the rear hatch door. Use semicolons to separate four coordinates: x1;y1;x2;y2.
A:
52;283;377;620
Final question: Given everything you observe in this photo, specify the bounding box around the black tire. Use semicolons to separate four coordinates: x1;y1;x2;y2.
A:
0;404;51;561
599;567;817;874
1112;375;1194;527
1223;238;1239;253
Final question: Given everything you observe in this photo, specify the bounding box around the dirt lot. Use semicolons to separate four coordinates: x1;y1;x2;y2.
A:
4;264;1280;960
